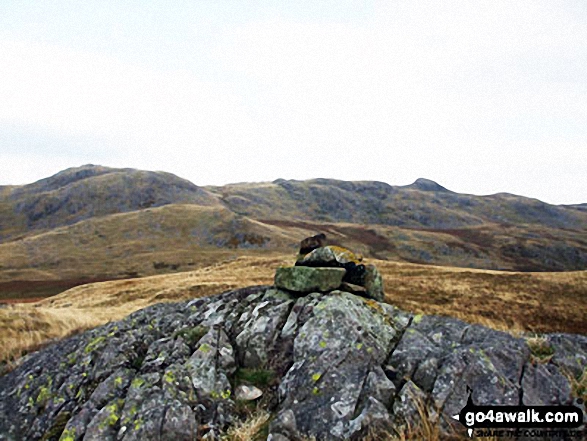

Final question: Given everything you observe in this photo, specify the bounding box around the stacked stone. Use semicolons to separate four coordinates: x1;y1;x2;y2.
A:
274;234;384;301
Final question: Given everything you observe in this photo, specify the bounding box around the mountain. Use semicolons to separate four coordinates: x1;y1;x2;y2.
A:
0;165;221;240
403;177;452;192
567;203;587;212
208;178;586;229
0;165;586;299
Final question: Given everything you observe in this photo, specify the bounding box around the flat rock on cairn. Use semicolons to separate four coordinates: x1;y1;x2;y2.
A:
0;235;586;440
275;234;385;301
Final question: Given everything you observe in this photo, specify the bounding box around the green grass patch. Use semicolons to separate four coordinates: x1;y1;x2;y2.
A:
173;325;208;346
570;368;587;402
235;368;275;389
526;336;555;363
40;410;71;441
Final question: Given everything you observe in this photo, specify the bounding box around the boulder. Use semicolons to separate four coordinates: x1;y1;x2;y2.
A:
296;245;375;296
274;266;345;293
235;384;263;401
298;233;327;256
364;264;384;301
296;245;363;268
294;245;386;300
271;291;403;439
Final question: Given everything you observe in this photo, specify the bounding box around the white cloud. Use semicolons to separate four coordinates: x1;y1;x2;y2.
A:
0;40;254;143
0;1;585;203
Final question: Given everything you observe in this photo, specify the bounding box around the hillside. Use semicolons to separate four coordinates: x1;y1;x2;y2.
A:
0;165;586;300
207;178;587;229
0;165;221;241
0;204;299;295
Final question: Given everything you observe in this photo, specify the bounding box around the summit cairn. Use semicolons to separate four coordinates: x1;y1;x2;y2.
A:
274;234;384;301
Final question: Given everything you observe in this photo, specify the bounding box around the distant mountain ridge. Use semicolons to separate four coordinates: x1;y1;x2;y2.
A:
207;176;585;230
0;165;586;283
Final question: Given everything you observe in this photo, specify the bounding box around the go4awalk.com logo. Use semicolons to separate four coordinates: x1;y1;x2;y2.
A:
452;388;585;439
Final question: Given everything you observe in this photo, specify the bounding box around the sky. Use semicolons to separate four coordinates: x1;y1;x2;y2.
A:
0;1;586;205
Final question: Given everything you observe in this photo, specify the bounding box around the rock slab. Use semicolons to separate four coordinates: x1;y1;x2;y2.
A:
274;266;346;293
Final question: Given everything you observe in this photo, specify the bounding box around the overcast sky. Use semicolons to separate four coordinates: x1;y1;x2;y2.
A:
1;1;586;204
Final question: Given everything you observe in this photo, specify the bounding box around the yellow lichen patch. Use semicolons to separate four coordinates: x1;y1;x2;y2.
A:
210;389;232;400
36;386;51;406
327;246;363;264
134;417;143;431
163;370;176;384
362;298;384;315
198;343;212;353
99;400;123;429
131;377;145;388
60;428;76;441
84;336;106;354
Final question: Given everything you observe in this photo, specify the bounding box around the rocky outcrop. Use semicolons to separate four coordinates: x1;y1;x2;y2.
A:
1;280;585;440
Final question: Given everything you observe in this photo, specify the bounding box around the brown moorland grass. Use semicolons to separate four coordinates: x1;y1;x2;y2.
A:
1;255;586;371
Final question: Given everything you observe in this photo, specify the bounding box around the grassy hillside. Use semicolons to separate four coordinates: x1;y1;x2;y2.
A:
3;207;586;301
0;204;304;290
0;165;585;291
207;178;587;229
0;165;221;240
2;256;585;372
260;219;587;271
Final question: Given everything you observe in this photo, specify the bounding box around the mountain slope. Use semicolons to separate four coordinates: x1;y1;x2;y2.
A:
0;165;586;288
0;204;299;284
207;178;587;229
0;165;221;241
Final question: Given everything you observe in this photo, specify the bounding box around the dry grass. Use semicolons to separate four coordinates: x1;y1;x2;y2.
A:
0;255;289;369
566;368;587;403
0;204;303;283
218;393;492;441
376;260;587;334
1;254;586;371
220;410;271;441
0;306;99;372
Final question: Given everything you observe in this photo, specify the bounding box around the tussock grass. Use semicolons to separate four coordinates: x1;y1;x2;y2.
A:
221;410;271;441
565;367;587;403
235;368;275;389
0;306;99;373
377;260;587;334
220;401;488;441
525;336;555;364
